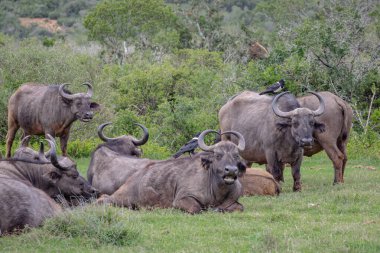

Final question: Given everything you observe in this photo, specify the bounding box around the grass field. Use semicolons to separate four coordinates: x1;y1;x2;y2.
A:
1;153;379;253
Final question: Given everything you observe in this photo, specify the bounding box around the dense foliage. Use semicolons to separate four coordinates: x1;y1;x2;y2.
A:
0;0;379;159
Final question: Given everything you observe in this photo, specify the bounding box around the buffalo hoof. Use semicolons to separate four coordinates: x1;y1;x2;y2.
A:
293;182;302;192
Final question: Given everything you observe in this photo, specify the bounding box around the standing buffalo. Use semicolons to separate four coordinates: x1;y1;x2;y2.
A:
87;122;149;195
6;82;100;158
97;130;247;214
219;91;325;191
297;91;353;184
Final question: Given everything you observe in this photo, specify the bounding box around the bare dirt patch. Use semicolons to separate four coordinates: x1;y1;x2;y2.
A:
19;18;65;33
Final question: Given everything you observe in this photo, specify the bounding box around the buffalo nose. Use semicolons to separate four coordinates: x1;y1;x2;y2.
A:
91;187;100;196
225;166;238;174
301;138;313;146
85;112;93;118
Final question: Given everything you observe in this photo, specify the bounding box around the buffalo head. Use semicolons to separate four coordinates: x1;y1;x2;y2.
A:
97;122;149;157
198;130;247;185
59;82;100;122
272;91;325;147
42;139;99;199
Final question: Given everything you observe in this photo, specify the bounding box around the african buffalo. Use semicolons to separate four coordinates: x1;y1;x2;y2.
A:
6;82;100;158
87;122;149;195
0;139;98;202
97;130;247;214
297;91;353;184
0;176;62;235
239;168;281;196
219;91;325;191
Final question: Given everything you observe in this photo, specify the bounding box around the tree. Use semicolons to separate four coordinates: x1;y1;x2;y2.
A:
84;0;180;63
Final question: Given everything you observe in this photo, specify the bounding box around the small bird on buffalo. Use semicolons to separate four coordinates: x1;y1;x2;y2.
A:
259;79;285;95
172;132;201;158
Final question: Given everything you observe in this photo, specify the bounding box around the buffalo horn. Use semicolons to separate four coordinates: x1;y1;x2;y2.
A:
132;123;149;146
198;130;220;152
272;91;294;118
20;135;31;147
220;131;246;152
308;91;325;116
58;82;93;100
46;139;69;171
97;122;116;142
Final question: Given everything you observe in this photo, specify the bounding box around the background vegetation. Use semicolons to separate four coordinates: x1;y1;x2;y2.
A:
1;0;379;159
0;1;379;251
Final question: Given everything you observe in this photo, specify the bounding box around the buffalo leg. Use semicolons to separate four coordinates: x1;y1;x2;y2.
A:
265;151;283;182
6;117;19;158
173;197;202;214
337;140;348;181
321;143;345;184
59;128;70;156
216;201;244;212
291;156;303;192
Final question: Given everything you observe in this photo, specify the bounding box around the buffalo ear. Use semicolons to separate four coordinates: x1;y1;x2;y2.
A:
90;102;101;111
315;122;326;133
276;122;290;131
43;171;62;184
201;157;212;170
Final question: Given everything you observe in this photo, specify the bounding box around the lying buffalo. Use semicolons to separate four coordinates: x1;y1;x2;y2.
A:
87;122;149;195
219;91;325;191
239;168;281;196
0;176;62;235
97;129;247;214
6;82;100;158
1;139;98;202
0;139;97;234
297;91;353;184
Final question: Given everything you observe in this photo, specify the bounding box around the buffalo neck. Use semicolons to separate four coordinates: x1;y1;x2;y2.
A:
10;162;57;196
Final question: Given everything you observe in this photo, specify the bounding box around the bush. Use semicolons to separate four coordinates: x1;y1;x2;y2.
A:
347;130;380;160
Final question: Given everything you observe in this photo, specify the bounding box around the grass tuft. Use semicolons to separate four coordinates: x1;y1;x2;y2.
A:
42;206;140;248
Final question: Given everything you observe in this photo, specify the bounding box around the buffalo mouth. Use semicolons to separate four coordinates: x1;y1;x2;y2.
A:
223;174;237;184
78;116;93;122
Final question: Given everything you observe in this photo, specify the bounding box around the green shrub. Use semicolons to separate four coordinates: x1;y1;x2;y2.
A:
67;138;101;158
347;130;380;160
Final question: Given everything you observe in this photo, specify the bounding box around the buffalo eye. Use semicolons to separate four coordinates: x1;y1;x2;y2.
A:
233;154;240;160
310;121;315;127
215;154;223;160
76;102;82;107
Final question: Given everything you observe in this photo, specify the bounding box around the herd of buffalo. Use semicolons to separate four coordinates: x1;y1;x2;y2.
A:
0;81;353;235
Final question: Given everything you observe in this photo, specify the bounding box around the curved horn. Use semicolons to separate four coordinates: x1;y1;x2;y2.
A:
20;135;31;147
132;123;149;146
58;83;76;100
221;131;246;152
82;82;93;98
308;91;325;116
46;139;69;171
198;130;220;152
44;134;55;158
97;122;116;142
272;91;294;118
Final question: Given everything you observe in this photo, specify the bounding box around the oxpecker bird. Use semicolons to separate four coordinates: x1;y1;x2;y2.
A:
259;79;285;95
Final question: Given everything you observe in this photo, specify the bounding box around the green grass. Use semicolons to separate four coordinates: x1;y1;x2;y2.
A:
1;153;379;253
